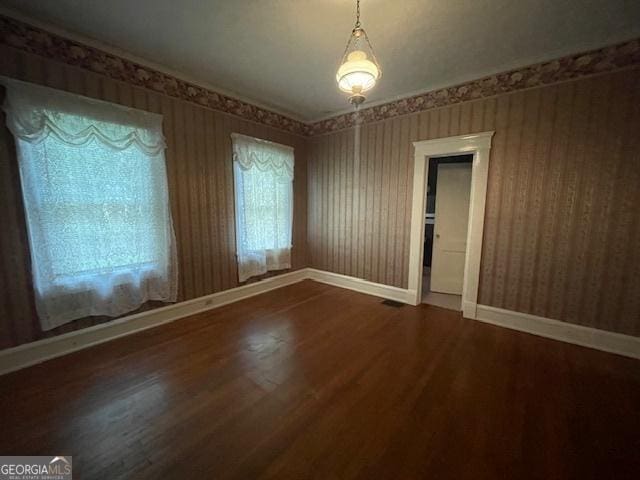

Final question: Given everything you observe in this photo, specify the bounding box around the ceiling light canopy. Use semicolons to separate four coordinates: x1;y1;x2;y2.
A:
336;0;381;108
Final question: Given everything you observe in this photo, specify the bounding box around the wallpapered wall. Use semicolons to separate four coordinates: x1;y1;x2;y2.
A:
308;67;640;337
0;17;638;349
0;45;309;349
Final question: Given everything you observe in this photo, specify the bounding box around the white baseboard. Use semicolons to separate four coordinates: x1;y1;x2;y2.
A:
475;304;640;360
3;269;638;375
0;269;308;376
0;268;412;376
306;268;414;304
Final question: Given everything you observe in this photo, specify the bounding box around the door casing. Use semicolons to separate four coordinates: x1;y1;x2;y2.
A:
408;132;494;319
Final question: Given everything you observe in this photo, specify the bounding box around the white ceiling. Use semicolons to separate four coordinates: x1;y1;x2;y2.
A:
1;0;639;121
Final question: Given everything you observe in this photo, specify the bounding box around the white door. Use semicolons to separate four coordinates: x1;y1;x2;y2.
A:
430;162;472;295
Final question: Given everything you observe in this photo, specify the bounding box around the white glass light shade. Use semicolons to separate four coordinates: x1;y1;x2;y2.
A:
336;50;380;94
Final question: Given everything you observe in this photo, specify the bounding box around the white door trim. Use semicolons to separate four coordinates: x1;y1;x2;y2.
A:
408;132;495;317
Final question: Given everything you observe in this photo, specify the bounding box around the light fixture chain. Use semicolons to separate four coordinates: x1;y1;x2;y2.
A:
355;0;361;28
361;29;382;74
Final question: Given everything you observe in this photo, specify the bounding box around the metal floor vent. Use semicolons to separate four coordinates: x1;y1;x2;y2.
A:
381;299;404;308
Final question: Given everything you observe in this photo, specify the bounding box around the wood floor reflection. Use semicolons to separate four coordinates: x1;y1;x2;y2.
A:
1;280;639;479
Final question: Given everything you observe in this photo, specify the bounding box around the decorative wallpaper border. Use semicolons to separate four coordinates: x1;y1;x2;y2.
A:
1;14;639;137
307;37;640;135
0;14;308;136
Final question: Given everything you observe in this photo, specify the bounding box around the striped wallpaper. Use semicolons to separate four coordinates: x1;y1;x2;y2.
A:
0;45;308;349
1;44;639;349
308;68;640;337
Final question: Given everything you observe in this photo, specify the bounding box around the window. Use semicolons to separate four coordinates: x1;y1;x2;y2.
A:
1;77;177;330
231;133;294;282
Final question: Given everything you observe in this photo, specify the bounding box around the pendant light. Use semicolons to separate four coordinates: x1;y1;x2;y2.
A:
336;0;382;108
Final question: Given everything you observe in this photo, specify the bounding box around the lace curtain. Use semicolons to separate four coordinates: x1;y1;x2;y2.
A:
1;77;178;330
232;133;294;282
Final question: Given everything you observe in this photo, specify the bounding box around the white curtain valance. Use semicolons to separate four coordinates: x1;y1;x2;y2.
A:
1;77;176;330
231;133;294;179
0;76;166;155
232;133;294;282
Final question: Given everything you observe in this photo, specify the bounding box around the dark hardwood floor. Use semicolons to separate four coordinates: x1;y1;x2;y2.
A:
1;280;639;479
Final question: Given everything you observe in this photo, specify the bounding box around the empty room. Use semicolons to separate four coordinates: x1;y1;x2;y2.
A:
0;1;639;478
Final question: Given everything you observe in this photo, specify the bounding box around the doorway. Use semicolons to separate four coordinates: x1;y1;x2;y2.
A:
422;155;473;310
408;132;494;319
